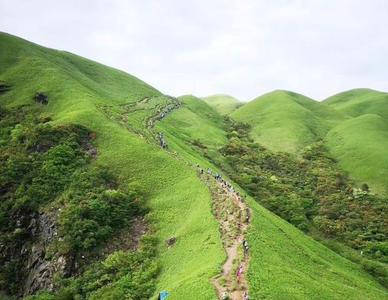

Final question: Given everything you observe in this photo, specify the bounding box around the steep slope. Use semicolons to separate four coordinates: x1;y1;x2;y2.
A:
157;97;387;299
326;114;388;194
1;33;387;299
231;90;345;153
323;88;388;193
202;94;240;115
156;95;228;167
247;197;386;299
0;32;224;299
324;88;388;118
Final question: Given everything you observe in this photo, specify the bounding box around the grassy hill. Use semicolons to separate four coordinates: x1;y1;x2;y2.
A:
202;94;240;115
231;88;388;193
326;114;388;194
1;32;387;299
231;90;345;153
0;32;224;299
323;88;388;193
324;88;388;118
158;96;387;299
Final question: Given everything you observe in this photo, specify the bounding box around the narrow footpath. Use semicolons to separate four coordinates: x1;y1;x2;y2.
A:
132;97;251;299
198;168;251;300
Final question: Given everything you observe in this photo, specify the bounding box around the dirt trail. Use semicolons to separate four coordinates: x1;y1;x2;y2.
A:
110;97;251;298
199;171;251;300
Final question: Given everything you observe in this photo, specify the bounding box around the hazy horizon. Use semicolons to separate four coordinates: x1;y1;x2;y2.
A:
1;0;387;101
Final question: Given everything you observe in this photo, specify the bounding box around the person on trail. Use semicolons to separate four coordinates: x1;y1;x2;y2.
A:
236;264;244;282
243;291;249;300
158;290;169;300
245;208;250;224
243;240;249;255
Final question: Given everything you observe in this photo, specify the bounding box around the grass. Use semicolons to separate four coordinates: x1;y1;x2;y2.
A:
326;114;388;194
202;94;240;115
1;32;387;299
231;88;388;194
0;32;224;299
231;90;345;153
246;197;387;299
324;88;388;119
158;95;387;299
156;95;229;168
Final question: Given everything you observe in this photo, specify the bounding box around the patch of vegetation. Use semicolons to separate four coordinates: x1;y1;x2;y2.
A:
25;236;159;300
0;105;151;297
57;167;144;254
218;117;387;284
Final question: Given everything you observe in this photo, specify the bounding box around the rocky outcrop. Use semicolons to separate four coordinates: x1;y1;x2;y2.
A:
0;83;11;94
34;92;48;105
0;210;74;298
22;212;72;296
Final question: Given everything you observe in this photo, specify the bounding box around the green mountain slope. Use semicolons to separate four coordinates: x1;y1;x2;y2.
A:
156;95;228;166
202;94;240;115
326;114;388;194
0;33;387;299
231;90;345;153
157;96;387;299
324;88;388;118
0;32;224;299
247;198;386;299
323;88;388;193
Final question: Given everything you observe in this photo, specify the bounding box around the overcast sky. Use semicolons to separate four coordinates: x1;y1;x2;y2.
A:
1;0;387;100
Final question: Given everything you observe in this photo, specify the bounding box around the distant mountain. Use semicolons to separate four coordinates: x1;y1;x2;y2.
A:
231;90;345;153
0;32;386;299
202;94;240;115
324;88;388;118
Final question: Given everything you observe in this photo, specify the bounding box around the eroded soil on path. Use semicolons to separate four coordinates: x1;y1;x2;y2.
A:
200;172;251;300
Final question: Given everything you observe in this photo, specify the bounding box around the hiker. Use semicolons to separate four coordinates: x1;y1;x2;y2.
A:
158;290;169;300
236;264;244;282
245;208;250;223
243;291;249;300
243;240;249;255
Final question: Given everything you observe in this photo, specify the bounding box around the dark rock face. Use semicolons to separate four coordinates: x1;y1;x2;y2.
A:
0;211;74;298
34;92;48;105
0;83;11;94
22;212;65;296
166;237;176;247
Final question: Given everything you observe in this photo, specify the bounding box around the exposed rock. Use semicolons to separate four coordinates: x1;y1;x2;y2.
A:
166;237;176;247
0;83;11;94
85;144;98;158
22;212;72;296
34;92;48;105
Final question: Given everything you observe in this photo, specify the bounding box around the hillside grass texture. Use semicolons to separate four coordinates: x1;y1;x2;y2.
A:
202;94;240;115
0;32;223;299
1;32;387;299
158;96;388;299
231;90;345;153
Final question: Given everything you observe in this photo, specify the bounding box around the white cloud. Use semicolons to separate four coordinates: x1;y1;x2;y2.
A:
1;0;387;100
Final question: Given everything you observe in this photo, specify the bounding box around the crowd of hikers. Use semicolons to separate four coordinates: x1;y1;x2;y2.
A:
153;100;250;299
198;165;250;300
157;132;168;149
